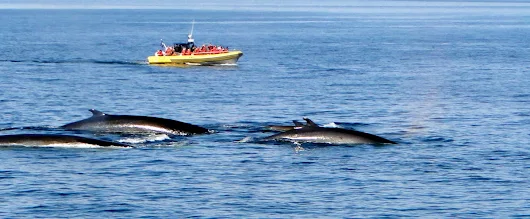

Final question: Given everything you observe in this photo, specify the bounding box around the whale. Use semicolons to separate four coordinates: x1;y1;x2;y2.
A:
61;109;209;135
261;118;396;145
0;134;131;148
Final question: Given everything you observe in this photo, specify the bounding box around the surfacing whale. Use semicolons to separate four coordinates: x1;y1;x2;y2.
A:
262;118;396;145
0;134;131;148
61;109;209;135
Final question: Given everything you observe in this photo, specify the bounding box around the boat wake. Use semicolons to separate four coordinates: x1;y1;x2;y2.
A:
0;59;144;66
217;63;238;66
183;62;239;67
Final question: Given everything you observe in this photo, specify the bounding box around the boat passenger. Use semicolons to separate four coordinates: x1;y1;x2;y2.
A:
165;47;174;56
155;50;164;56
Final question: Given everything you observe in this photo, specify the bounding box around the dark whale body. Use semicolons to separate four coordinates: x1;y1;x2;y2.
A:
61;109;209;135
0;134;131;148
262;118;396;145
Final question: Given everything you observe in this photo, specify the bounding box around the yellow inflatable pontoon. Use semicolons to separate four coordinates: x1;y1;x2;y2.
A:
147;50;243;65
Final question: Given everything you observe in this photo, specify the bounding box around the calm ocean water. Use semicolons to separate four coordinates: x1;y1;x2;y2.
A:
1;3;530;218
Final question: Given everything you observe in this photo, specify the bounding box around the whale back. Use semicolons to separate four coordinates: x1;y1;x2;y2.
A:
262;125;396;145
61;109;209;135
0;134;131;147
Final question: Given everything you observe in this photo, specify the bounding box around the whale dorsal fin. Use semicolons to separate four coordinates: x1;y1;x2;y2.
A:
292;120;305;129
89;109;107;117
303;117;319;127
292;120;304;127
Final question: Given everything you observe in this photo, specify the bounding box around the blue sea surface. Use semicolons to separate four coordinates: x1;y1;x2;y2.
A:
1;3;530;218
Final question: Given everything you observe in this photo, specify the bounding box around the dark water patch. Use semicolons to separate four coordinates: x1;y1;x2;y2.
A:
141;158;171;164
292;161;317;165
91;60;147;66
50;191;81;197
103;208;135;213
514;111;530;117
422;136;454;143
239;159;254;164
14;189;44;196
0;175;16;179
512;93;530;98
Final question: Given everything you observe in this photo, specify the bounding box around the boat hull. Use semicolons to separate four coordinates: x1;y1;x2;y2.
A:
147;51;243;65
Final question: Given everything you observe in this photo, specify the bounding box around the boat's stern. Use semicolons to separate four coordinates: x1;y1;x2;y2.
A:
147;56;173;64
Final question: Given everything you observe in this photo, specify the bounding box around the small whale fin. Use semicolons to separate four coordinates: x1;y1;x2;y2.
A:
303;117;319;127
292;120;304;127
89;109;107;117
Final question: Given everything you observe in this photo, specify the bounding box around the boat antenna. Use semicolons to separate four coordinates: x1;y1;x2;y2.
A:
189;20;195;38
187;20;196;45
160;39;167;49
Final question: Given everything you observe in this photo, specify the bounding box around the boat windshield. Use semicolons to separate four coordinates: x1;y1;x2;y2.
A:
173;42;195;53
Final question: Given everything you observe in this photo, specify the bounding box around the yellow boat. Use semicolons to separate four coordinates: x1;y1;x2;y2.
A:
148;22;243;65
147;50;243;65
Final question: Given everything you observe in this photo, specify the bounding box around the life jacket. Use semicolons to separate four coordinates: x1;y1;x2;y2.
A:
165;47;173;56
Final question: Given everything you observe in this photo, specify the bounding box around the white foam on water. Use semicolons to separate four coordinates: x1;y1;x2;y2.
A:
322;122;341;128
236;136;254;143
217;63;238;66
118;134;170;144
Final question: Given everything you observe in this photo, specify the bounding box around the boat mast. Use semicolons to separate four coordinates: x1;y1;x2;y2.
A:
189;20;195;38
187;20;196;46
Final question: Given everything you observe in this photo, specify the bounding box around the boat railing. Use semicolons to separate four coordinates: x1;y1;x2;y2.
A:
167;50;231;56
193;50;229;55
154;47;237;57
